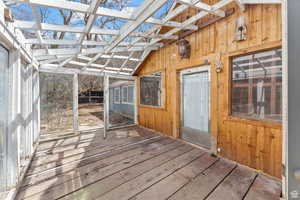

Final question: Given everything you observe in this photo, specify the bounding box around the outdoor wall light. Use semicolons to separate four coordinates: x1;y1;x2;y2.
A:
177;38;191;59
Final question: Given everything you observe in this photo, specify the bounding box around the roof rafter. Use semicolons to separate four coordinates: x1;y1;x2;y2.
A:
86;0;169;69
11;0;197;30
14;20;178;40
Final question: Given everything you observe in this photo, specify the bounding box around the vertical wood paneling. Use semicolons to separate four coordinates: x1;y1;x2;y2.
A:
136;3;282;178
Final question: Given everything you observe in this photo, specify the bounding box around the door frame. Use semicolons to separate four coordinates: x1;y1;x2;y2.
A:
179;65;211;149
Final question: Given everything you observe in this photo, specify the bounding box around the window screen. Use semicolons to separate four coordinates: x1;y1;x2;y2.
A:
140;72;162;107
231;48;282;122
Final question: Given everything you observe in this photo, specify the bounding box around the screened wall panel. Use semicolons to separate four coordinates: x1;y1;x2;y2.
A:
78;75;104;130
40;73;73;133
109;78;135;128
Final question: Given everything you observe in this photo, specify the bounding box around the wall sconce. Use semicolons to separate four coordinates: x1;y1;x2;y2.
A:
177;38;191;59
235;16;247;41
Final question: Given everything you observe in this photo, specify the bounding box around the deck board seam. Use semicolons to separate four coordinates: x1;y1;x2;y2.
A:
165;158;222;200
127;152;213;200
202;163;239;200
241;173;259;200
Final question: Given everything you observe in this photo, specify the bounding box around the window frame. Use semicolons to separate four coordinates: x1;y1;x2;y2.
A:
228;46;283;124
113;87;120;104
139;71;165;109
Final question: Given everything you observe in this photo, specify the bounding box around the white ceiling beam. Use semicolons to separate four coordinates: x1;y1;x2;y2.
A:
87;0;168;67
118;52;134;74
24;38;163;47
12;0;197;30
177;0;225;17
149;0;233;46
78;55;140;62
60;0;104;67
31;6;49;53
39;64;132;76
33;46;158;57
128;3;190;49
14;20;178;40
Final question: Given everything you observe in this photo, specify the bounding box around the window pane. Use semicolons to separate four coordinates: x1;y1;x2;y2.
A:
114;88;120;103
128;86;134;103
122;86;128;103
231;48;282;122
140;72;162;107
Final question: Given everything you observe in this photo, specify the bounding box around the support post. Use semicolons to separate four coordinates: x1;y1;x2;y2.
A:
73;73;79;132
103;74;109;138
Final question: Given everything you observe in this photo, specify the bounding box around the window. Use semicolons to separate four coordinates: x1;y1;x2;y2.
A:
122;86;128;103
114;87;120;104
122;85;134;104
231;48;282;122
140;72;163;107
128;85;134;104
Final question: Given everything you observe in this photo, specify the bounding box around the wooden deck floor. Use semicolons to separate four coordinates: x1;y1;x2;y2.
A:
16;126;281;200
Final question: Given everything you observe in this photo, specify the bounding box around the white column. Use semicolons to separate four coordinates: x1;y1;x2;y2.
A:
7;49;21;187
73;73;79;132
103;74;109;138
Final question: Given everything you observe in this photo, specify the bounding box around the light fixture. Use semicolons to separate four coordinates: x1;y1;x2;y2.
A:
177;38;191;59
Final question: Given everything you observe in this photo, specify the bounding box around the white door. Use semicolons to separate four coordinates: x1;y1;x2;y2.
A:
181;66;210;149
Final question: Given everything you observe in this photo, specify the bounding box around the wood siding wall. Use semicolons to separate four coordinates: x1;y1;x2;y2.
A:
135;2;282;178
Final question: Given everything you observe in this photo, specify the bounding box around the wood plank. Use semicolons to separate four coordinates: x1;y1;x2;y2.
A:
169;159;237;200
95;148;204;200
206;165;257;200
22;138;174;187
21;141;193;200
60;146;196;200
244;174;281;200
27;135;160;175
129;153;219;200
17;138;175;199
31;133;157;168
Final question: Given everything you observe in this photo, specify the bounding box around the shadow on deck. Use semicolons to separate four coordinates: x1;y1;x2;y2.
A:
15;126;282;200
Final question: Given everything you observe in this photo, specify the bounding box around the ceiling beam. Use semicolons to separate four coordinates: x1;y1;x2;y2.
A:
14;20;178;40
87;0;169;67
234;0;246;11
177;0;226;17
24;38;163;47
33;46;157;57
11;0;197;30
